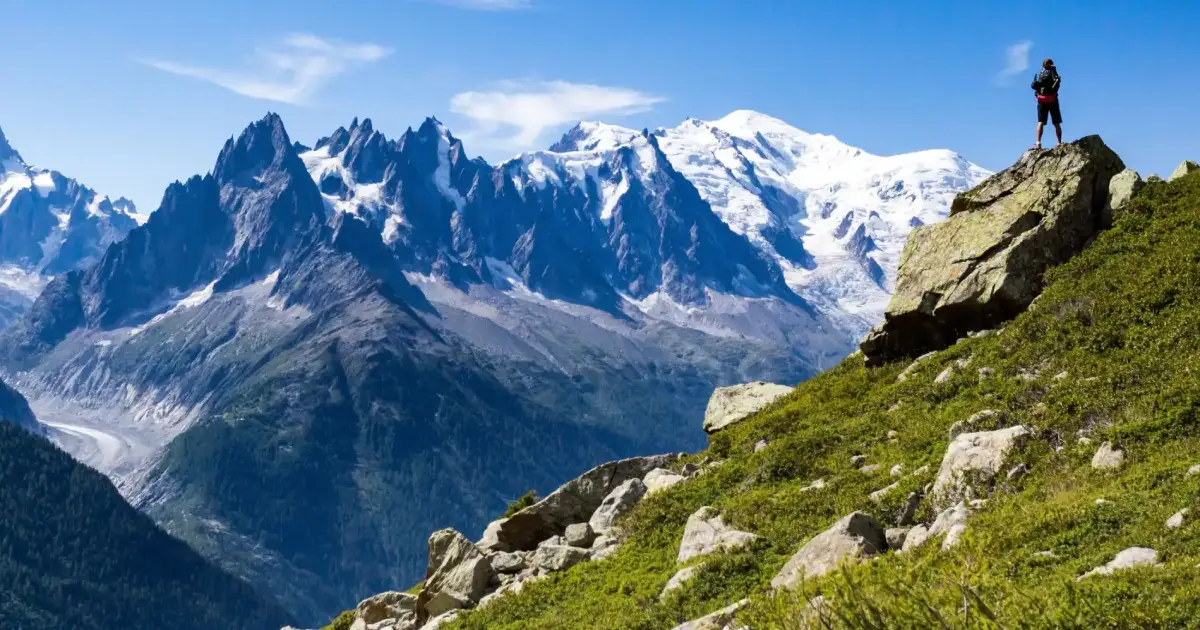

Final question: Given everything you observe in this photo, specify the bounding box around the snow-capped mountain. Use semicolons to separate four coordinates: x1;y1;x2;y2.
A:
0;125;139;326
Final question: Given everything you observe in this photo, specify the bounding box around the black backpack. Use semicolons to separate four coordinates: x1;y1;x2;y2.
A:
1033;68;1061;96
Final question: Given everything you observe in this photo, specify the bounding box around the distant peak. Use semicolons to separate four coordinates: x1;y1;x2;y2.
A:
0;125;25;168
214;113;301;183
549;121;639;153
111;196;138;216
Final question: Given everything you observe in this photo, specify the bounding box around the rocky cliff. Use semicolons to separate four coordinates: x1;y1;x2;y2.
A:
317;148;1200;629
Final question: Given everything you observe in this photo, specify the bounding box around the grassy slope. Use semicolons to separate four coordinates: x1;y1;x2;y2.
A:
392;170;1200;630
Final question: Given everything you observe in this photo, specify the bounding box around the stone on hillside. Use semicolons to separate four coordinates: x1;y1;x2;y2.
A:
677;506;760;564
849;455;867;466
1166;508;1189;530
1107;169;1144;217
948;410;1002;440
896;490;923;526
934;365;955;384
901;504;972;552
563;523;596;548
859;464;881;474
487;550;529;574
703;382;794;433
1168;160;1199;182
1006;463;1031;482
533;544;588;572
978;367;995;380
590;534;621;561
538;535;567;548
482;453;676;551
417;611;460;630
588;478;647;533
417;528;495;619
659;566;700;601
932;425;1032;510
1188;464;1200;476
869;482;899;502
861;136;1125;364
885;527;910;550
669;599;749;630
1079;547;1160;579
897;351;937;382
890;464;904;477
356;591;419;629
1091;442;1125;470
754;439;769;452
644;468;687;496
771;512;886;590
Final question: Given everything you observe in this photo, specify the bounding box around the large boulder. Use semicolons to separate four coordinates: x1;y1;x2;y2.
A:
479;453;677;551
588;478;647;533
901;504;972;552
703;382;794;433
932;425;1032;510
1168;160;1198;182
771;512;886;590
861;137;1125;364
532;544;589;572
677;506;760;564
353;591;419;630
643;468;688;496
1107;169;1144;217
417;529;495;619
669;599;749;630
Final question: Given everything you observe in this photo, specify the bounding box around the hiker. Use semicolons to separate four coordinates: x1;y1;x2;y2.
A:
1032;58;1062;149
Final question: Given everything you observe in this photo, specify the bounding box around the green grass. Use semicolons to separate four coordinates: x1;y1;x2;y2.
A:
433;171;1200;629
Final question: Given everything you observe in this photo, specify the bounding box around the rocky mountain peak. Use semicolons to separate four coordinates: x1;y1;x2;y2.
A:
0;125;24;168
214;112;307;186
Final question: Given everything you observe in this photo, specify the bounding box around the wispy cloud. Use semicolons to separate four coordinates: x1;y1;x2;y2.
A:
996;40;1033;84
425;0;533;10
450;80;665;150
139;34;390;105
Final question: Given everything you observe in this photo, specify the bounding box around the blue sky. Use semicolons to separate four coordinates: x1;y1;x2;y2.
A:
2;0;1197;211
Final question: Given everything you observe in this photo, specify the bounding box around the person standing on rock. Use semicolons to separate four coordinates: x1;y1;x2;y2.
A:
1032;58;1062;149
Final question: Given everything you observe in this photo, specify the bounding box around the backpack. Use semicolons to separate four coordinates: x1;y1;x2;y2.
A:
1033;68;1061;97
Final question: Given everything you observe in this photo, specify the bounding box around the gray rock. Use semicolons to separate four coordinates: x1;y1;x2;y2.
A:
417;528;494;619
932;425;1032;510
1107;169;1144;218
482;453;676;551
563;523;596;548
538;535;567;549
1166;508;1189;530
1091;442;1125;470
887;430;899;440
355;591;419;629
1006;463;1031;481
861;136;1125;364
771;512;886;589
977;367;995;380
859;464;881;474
417;611;460;630
934;365;956;384
901;504;971;552
669;599;749;630
947;410;1002;440
800;478;828;493
1079;547;1160;579
703;382;794;433
659;565;699;601
896;351;937;382
677;506;759;564
869;482;899;502
890;463;904;477
885;527;909;550
487;550;529;574
1168;160;1198;182
643;468;687;496
754;439;769;452
532;544;588;572
588;478;647;533
849;455;868;466
1188;464;1200;477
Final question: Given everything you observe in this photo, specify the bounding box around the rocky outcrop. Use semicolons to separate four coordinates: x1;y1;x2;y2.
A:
589;478;647;533
677;507;760;564
703;382;794;433
644;468;688;495
861;137;1125;364
932;425;1032;510
417;529;495;620
1079;547;1160;579
669;599;749;630
1091;442;1125;470
1169;160;1198;182
1107;169;1144;217
660;566;700;601
902;504;972;552
479;453;677;552
352;592;419;630
771;512;886;590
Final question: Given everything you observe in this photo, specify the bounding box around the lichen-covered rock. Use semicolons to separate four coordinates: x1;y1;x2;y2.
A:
588;478;647;533
677;506;760;564
354;591;419;629
1168;160;1198;182
1106;169;1144;219
417;529;495;619
1091;442;1125;470
932;425;1032;510
702;382;794;433
532;544;588;572
771;512;886;590
1079;547;1160;579
901;504;972;552
487;551;529;574
861;136;1125;364
480;453;676;551
563;523;596;548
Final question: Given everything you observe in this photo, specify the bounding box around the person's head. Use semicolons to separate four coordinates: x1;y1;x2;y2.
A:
1043;58;1055;69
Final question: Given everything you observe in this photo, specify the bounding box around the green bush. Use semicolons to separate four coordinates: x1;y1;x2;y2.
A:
504;490;540;517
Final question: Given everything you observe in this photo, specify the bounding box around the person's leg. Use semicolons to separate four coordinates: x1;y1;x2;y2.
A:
1036;102;1049;148
1052;103;1063;145
1054;123;1063;145
1036;122;1044;148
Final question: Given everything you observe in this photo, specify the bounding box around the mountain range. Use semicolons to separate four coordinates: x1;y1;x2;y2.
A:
0;110;985;624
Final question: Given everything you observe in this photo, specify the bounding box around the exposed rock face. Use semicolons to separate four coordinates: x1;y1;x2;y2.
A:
353;591;419;630
1169;160;1198;182
861;136;1125;364
588;478;648;533
1079;547;1160;579
702;382;794;433
1107;169;1144;217
480;454;676;551
771;512;886;590
677;507;760;564
532;544;589;572
932;425;1032;510
669;599;749;630
487;551;528;574
563;523;596;548
417;529;494;619
902;504;972;552
643;468;687;496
